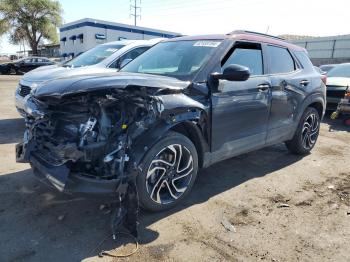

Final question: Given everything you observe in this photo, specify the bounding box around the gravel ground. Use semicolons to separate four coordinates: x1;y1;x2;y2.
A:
0;75;349;262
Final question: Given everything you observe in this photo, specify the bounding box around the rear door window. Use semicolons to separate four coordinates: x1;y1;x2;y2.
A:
267;45;295;74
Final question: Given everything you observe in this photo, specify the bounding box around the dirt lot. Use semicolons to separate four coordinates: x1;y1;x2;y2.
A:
0;75;349;262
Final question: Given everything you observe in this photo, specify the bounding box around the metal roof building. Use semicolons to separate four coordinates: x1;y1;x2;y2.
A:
59;18;180;59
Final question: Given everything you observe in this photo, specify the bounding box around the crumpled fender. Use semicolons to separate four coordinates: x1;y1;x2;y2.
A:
32;72;190;99
128;93;208;169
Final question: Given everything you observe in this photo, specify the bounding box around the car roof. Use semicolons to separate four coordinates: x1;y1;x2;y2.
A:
165;31;305;51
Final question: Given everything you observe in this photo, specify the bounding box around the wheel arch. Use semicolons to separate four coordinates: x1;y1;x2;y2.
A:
299;93;325;121
308;101;324;118
170;121;209;168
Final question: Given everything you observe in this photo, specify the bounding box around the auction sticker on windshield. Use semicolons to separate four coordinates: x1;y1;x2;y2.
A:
193;41;221;47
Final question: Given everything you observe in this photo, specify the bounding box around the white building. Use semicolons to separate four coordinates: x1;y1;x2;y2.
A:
59;18;180;58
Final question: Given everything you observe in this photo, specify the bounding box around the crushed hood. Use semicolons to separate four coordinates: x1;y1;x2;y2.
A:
32;72;191;99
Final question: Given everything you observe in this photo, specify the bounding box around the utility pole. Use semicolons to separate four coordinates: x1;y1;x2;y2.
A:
130;0;141;26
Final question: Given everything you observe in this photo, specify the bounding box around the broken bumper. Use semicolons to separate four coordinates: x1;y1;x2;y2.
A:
16;142;125;195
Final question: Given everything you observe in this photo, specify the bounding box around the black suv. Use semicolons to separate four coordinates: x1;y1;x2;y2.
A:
0;57;55;75
16;31;326;213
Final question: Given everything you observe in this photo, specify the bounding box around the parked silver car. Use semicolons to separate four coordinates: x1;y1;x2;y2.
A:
15;39;162;116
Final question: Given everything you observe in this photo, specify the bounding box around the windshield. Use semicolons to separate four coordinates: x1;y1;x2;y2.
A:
327;64;350;78
64;44;124;68
121;40;222;80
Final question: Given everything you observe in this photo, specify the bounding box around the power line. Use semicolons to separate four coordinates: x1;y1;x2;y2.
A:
130;0;141;26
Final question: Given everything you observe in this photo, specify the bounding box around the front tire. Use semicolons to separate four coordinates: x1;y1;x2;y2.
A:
286;107;320;154
136;131;198;212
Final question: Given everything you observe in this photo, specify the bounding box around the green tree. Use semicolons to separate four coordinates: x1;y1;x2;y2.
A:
0;17;7;35
0;0;62;54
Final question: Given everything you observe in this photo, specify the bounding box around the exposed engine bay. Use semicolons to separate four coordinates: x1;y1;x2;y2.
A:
22;90;163;179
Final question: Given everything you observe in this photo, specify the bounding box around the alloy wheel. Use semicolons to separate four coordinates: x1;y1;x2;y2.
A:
301;113;319;150
146;144;194;205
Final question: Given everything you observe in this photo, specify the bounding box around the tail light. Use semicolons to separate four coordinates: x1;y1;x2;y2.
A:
345;89;350;98
321;74;327;85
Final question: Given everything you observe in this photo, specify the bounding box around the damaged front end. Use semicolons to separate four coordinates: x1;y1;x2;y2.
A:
16;73;206;237
16;86;168;237
16;88;165;193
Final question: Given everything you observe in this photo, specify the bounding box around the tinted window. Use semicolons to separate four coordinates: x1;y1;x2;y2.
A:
222;47;263;76
268;46;295;74
294;51;314;70
110;46;150;69
37;58;50;63
327;64;350;78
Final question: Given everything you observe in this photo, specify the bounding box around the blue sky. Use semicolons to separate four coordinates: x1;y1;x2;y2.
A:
2;0;350;53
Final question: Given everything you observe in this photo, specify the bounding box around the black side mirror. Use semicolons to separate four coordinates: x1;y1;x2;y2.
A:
211;64;250;81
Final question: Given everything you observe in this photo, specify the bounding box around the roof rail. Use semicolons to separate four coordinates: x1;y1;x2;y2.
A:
229;30;285;41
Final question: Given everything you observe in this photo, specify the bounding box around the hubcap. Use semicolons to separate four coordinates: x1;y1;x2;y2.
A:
301;113;319;150
146;144;193;205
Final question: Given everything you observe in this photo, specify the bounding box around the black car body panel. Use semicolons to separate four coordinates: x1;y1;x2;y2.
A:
16;32;326;198
16;32;326;237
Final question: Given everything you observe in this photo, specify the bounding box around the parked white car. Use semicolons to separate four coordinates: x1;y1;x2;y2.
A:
325;63;350;110
15;38;162;116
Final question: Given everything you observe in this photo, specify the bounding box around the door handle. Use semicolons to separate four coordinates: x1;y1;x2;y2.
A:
257;83;270;91
300;80;310;86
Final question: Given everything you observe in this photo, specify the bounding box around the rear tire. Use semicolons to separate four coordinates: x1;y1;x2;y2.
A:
285;107;320;155
136;131;198;212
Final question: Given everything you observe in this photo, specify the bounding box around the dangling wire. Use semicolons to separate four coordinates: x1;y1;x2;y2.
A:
90;231;139;258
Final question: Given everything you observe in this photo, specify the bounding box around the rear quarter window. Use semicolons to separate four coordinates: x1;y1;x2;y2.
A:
294;51;314;70
267;45;295;74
